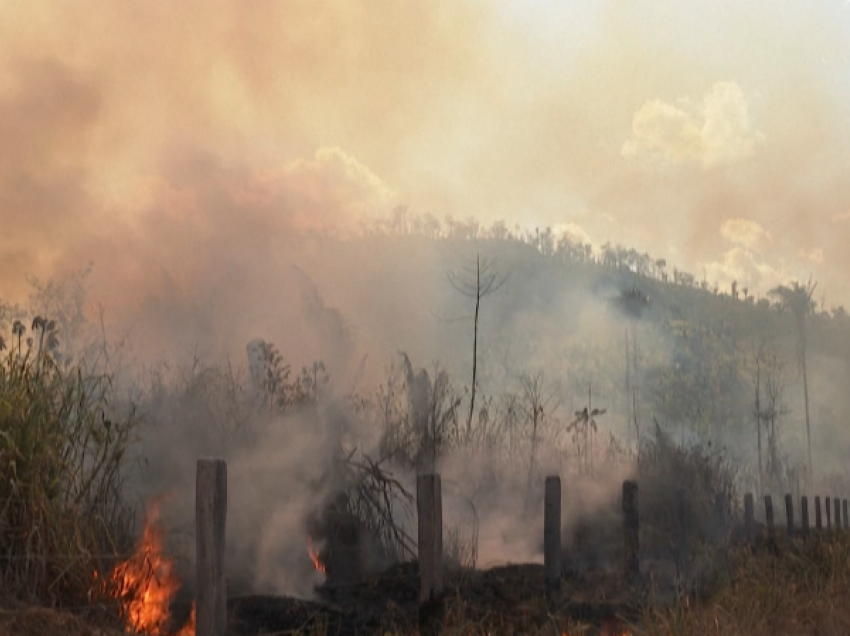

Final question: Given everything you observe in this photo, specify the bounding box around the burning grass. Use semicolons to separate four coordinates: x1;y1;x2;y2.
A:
108;501;195;636
2;316;848;636
0;322;194;635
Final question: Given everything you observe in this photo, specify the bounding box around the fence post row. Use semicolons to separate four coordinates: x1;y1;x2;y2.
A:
196;458;228;636
417;473;444;635
188;462;850;636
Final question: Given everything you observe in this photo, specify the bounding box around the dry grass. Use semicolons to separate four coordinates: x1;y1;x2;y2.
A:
0;323;137;609
0;600;123;636
637;534;850;636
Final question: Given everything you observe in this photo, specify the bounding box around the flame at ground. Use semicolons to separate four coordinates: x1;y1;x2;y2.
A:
174;606;196;636
308;535;326;575
110;501;195;636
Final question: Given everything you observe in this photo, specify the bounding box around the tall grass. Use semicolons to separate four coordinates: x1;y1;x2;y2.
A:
638;535;850;635
0;329;137;607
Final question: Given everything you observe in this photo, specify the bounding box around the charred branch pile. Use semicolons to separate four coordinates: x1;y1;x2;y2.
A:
307;445;416;584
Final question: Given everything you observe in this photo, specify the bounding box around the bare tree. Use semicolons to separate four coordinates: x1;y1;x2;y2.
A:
398;352;461;474
448;254;506;442
752;339;765;496
769;277;817;478
519;372;558;510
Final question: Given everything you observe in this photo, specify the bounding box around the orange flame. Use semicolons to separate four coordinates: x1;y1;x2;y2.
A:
174;605;196;636
308;535;326;574
110;501;195;636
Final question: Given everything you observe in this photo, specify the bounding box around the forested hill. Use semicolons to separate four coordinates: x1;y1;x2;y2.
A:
338;213;850;371
3;211;848;485
294;214;850;484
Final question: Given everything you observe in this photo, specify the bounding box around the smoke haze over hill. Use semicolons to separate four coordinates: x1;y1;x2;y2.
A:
1;0;850;316
2;0;850;603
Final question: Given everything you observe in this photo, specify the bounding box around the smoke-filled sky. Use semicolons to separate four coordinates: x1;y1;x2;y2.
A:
2;0;850;314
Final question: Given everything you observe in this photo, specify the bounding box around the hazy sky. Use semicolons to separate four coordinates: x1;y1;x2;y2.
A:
2;0;849;309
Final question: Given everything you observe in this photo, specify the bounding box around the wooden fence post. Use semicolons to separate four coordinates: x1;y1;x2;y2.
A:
764;496;775;546
834;498;841;533
713;492;726;541
418;473;444;635
824;497;832;532
784;494;794;538
843;500;848;531
801;496;809;538
196;458;227;636
623;481;639;581
544;476;561;605
744;493;755;547
815;496;822;531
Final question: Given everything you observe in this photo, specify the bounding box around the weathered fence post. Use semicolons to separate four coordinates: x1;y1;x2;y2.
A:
744;493;755;547
834;498;841;533
713;492;727;541
544;476;561;605
815;496;822;531
764;496;775;547
784;494;794;538
826;497;832;531
674;488;689;566
418;473;444;635
843;500;848;530
623;481;639;581
196;458;228;636
801;496;809;537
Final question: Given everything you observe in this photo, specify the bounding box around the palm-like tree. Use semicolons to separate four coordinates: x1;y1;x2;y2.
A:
768;277;817;478
567;386;606;476
11;320;25;352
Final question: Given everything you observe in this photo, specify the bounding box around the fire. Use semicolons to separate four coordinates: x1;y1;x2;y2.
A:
109;501;196;636
308;535;326;574
174;606;196;636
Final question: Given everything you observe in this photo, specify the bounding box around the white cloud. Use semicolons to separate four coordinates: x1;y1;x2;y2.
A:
719;217;773;250
240;147;397;233
553;221;591;244
699;246;782;296
798;247;825;265
622;82;764;168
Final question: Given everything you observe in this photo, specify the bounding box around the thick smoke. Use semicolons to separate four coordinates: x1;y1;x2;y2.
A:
1;0;850;601
1;0;849;310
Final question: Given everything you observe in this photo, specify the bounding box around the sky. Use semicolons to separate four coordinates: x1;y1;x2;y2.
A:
2;0;850;313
